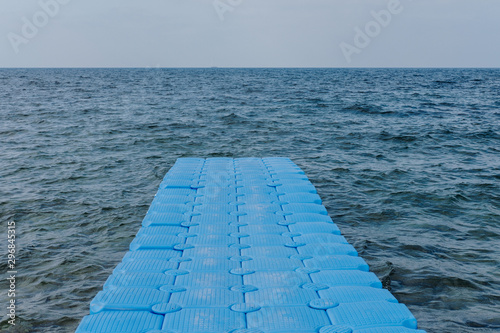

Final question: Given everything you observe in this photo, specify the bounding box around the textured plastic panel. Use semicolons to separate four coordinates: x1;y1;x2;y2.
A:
156;188;196;196
129;235;183;251
238;193;280;203
318;286;398;304
113;259;178;273
103;272;175;289
76;311;163;333
90;288;170;313
142;212;188;227
194;203;237;214
237;186;275;194
240;224;289;234
295;233;348;244
354;327;427;333
289;222;341;235
183;245;240;258
282;203;328;215
327;301;418;329
122;249;181;261
189;223;238;234
238;203;282;214
245;287;318;306
191;213;238;224
239;213;285;225
247;306;330;332
276;184;317;194
159;180;195;188
242;257;303;271
76;157;425;333
279;192;322;204
175;271;240;288
169;288;243;307
311;270;383;288
162;308;246;333
136;225;187;236
151;195;194;204
285;213;333;223
304;255;370;271
299;243;359;256
240;234;291;246
242;245;298;258
186;234;234;245
244;271;310;288
148;203;191;214
180;258;240;271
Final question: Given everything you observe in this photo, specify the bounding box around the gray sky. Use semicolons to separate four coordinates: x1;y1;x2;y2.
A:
1;0;499;67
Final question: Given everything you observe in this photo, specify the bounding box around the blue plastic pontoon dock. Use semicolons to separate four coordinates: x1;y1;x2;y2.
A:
76;157;425;333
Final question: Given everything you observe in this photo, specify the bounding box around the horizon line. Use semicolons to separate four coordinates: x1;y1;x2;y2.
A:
1;66;499;70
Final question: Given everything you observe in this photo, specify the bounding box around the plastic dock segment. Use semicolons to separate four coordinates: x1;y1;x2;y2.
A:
76;157;426;333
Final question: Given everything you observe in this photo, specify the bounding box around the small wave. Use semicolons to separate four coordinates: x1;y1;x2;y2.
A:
330;167;350;173
306;97;325;103
342;103;394;115
220;112;248;125
245;87;264;93
465;129;500;140
379;131;418;142
434;80;456;84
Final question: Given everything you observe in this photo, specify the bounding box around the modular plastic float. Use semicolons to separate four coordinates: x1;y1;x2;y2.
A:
76;157;426;333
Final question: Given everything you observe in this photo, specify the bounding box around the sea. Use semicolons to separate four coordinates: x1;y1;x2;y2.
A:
0;68;499;333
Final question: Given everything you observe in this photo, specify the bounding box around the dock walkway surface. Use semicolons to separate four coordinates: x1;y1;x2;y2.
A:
76;157;426;333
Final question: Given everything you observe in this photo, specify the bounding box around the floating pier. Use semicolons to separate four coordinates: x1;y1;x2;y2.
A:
76;157;425;333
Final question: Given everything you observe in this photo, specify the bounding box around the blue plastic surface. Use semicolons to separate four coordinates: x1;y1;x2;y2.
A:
76;311;163;332
76;157;425;333
90;288;170;313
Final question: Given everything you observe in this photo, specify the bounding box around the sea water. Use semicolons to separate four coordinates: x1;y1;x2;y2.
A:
0;68;499;332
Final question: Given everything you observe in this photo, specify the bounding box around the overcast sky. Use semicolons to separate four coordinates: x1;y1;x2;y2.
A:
1;0;499;68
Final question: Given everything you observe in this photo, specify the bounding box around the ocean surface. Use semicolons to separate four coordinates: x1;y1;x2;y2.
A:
0;68;499;333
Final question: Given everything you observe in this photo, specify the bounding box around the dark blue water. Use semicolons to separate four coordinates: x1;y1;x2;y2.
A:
0;68;499;333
